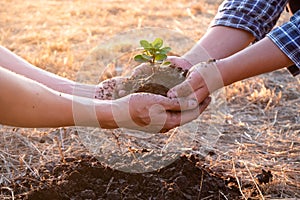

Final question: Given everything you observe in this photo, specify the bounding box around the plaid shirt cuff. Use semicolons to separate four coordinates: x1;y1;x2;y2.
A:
213;10;264;40
267;11;300;76
212;0;287;41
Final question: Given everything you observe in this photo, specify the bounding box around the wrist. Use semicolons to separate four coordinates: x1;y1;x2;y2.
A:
95;100;119;129
182;44;211;65
71;83;98;99
214;59;229;86
191;60;225;93
216;58;242;86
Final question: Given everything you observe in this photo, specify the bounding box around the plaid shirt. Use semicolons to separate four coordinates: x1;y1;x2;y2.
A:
212;0;300;76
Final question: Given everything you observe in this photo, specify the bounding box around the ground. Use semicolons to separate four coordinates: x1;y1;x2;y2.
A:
0;0;299;199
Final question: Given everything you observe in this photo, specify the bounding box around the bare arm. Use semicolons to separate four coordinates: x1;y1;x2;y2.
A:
0;46;98;97
183;26;255;65
168;37;293;102
0;66;205;131
218;37;293;86
168;26;255;71
0;65;75;127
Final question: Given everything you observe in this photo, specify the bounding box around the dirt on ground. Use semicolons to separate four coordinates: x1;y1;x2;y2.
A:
10;155;242;200
0;0;299;199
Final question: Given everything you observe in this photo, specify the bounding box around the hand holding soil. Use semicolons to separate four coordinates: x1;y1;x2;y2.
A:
111;92;210;133
168;60;224;104
93;38;212;132
167;56;193;71
94;76;125;100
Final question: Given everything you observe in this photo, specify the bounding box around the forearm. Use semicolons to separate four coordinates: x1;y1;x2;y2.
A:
0;66;117;128
184;0;288;65
217;37;293;86
0;66;74;127
0;46;99;97
183;26;255;65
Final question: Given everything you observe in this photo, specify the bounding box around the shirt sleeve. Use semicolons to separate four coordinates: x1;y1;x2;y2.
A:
267;11;300;76
212;0;288;40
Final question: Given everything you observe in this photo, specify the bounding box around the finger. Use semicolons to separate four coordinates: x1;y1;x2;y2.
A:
186;87;210;105
156;96;198;111
163;108;199;131
177;96;211;125
161;96;211;132
166;56;192;70
117;89;127;98
167;70;203;98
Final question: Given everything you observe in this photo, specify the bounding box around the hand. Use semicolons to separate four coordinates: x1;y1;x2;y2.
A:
95;76;126;100
166;56;193;71
112;93;211;133
167;60;224;104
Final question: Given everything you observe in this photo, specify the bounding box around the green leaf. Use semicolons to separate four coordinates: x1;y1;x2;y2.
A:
160;47;171;54
155;53;167;61
134;54;148;63
141;54;153;61
140;40;152;49
152;38;163;49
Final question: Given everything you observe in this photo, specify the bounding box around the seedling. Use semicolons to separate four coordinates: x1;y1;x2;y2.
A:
134;38;171;66
114;38;186;98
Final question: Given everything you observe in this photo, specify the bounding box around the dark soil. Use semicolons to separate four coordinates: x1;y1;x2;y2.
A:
9;154;242;200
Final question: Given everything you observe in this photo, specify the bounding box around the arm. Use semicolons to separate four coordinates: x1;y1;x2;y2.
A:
215;9;300;85
0;46;99;98
218;37;293;86
168;5;300;99
0;65;75;127
168;37;293;102
178;0;288;66
0;46;131;99
0;66;206;131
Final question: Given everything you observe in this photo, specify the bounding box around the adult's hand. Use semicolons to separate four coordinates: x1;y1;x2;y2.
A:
112;93;211;133
166;56;193;71
167;60;224;104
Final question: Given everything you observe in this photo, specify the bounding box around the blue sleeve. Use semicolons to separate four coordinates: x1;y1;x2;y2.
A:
212;0;288;40
268;11;300;76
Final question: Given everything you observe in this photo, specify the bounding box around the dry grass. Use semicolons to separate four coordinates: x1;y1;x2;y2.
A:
207;71;300;199
0;0;299;199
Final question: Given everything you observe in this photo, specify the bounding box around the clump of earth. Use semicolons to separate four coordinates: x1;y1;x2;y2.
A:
114;63;188;98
